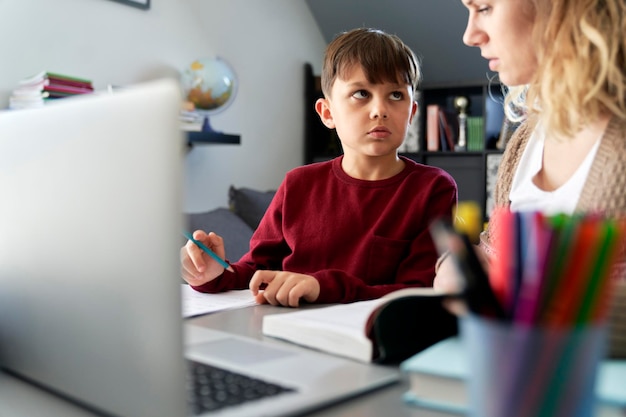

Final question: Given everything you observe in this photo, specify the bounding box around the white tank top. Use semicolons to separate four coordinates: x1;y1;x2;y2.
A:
509;127;601;215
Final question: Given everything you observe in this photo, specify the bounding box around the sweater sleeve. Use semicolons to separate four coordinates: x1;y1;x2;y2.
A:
190;185;290;293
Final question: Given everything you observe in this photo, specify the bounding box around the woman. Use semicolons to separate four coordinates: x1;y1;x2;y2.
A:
434;0;626;357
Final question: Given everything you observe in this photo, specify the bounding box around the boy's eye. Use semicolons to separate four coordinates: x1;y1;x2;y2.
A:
390;91;404;101
477;5;491;14
352;90;369;99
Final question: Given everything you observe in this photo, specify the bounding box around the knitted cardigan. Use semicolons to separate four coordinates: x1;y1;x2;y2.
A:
481;113;626;254
481;114;626;358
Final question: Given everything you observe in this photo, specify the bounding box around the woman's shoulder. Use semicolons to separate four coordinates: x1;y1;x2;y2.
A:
602;115;626;151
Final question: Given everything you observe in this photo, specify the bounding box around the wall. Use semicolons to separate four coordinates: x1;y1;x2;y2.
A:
305;0;490;87
0;0;326;211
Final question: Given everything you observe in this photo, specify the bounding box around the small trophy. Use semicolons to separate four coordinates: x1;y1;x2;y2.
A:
454;96;469;151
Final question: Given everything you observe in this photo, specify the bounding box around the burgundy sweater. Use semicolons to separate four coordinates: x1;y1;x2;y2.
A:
192;156;457;303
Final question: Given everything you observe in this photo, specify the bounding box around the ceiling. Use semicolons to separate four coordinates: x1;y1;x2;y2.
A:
304;0;491;87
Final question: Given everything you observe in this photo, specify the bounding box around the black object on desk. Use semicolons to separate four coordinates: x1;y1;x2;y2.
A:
370;294;458;364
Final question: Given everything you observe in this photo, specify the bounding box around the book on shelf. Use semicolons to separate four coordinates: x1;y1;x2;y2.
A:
8;87;47;109
400;335;626;416
427;104;460;152
43;83;94;95
466;116;484;151
10;71;93;108
426;104;440;151
179;109;205;132
262;287;458;364
438;108;458;152
180;121;203;132
19;71;93;88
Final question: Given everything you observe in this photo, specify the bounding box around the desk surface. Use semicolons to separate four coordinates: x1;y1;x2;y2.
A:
0;304;438;417
2;304;621;417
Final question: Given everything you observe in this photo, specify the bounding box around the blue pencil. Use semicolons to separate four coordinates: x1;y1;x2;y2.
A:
182;231;231;270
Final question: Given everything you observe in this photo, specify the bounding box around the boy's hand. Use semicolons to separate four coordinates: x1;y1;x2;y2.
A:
180;230;229;286
249;271;320;307
433;244;489;317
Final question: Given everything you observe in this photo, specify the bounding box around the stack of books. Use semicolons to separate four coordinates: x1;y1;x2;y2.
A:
9;71;93;109
400;336;626;416
179;109;205;132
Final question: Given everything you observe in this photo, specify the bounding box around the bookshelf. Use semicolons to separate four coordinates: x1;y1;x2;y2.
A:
303;63;506;220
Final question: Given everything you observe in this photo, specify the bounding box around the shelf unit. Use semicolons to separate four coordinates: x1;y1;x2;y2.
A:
303;63;507;220
186;131;240;147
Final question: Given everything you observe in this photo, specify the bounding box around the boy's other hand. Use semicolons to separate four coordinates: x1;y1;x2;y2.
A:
181;230;229;286
249;271;320;307
433;256;469;316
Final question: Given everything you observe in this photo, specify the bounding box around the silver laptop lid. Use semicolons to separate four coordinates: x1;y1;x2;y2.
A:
0;79;186;417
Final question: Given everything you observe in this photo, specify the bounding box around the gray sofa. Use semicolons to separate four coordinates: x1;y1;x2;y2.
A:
186;186;275;262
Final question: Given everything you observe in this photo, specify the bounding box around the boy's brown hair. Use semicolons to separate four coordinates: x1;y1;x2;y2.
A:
320;27;421;98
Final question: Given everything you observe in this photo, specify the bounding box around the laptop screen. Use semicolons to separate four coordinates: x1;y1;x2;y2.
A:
0;79;188;417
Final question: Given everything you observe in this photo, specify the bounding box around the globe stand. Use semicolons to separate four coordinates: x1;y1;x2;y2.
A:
201;115;218;133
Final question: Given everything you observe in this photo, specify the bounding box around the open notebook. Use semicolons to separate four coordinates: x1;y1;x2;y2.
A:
0;79;398;416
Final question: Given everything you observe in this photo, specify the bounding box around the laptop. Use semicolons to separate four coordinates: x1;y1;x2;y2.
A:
0;79;399;417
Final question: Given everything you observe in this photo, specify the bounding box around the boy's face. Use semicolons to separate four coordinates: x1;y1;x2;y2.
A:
316;65;417;159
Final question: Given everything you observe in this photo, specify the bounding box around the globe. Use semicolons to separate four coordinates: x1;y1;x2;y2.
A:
181;57;237;115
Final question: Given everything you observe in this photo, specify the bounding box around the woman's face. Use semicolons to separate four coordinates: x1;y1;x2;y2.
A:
461;0;538;86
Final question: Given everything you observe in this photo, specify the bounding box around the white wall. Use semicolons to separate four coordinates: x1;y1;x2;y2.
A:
0;0;326;211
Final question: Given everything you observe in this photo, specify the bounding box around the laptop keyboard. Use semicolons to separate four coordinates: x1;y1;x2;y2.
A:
187;359;297;415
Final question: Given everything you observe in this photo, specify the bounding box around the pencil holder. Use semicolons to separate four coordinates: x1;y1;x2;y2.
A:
461;314;607;417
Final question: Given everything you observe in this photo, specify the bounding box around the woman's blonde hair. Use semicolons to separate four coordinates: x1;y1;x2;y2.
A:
505;0;626;138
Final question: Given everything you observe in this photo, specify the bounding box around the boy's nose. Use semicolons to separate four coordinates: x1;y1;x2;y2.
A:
370;101;389;119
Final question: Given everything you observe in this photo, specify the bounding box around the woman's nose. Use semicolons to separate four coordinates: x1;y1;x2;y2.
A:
462;16;486;47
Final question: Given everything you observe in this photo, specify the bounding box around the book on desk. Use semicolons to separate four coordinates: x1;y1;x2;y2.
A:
400;336;626;416
262;287;458;364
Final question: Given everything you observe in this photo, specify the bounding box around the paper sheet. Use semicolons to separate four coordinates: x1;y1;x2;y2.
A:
181;284;257;318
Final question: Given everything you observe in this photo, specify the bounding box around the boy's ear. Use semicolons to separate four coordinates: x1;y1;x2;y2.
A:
408;100;418;124
315;98;336;129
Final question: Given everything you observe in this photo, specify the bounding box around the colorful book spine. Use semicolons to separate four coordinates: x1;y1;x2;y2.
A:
426;104;440;151
45;72;92;85
43;83;94;95
466;116;484;151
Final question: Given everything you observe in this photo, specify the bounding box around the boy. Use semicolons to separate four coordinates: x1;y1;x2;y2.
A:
181;28;457;307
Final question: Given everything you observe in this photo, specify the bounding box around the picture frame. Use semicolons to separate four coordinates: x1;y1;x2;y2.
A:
108;0;150;10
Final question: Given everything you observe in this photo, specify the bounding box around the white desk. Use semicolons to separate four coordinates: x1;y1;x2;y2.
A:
0;304;429;417
1;304;622;417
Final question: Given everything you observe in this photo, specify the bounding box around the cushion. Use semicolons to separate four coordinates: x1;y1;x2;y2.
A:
228;186;275;230
186;208;254;262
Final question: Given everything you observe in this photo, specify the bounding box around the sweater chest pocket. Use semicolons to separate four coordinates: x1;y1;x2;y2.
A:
365;235;410;283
